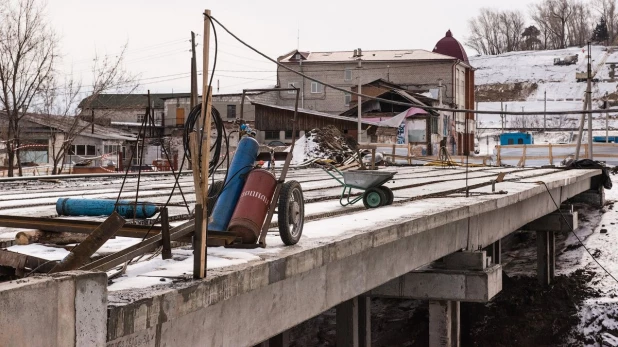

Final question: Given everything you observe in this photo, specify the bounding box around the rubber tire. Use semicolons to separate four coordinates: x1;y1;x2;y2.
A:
207;180;224;217
278;180;305;246
363;187;386;208
379;186;394;205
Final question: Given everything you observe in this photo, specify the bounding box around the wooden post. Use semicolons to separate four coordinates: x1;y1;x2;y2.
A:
391;144;396;164
548;143;553;166
192;9;213;279
161;207;172;260
193;204;204;278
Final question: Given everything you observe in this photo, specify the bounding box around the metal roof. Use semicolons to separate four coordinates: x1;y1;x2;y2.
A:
278;49;458;63
251;102;387;127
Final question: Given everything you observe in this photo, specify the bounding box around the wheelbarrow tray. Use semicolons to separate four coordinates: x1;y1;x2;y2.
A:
342;170;395;190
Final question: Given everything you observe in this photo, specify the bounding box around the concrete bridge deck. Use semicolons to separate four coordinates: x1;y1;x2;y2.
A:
0;166;602;346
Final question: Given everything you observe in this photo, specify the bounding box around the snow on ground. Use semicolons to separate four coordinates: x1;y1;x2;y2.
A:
553;176;618;345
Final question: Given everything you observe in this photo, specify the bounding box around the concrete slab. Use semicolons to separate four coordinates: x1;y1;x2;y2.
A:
370;264;502;302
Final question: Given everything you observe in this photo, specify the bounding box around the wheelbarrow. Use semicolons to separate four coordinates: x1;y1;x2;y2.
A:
321;164;396;208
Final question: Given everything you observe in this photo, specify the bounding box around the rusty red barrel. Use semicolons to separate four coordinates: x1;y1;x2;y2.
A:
228;169;277;244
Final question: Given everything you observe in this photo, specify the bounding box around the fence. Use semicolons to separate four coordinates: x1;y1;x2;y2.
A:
495;143;618;166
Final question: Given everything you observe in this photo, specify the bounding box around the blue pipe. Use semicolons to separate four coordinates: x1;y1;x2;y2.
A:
56;198;158;219
208;136;260;231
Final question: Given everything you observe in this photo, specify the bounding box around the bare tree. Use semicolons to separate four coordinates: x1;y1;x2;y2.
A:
0;0;56;176
38;45;137;175
567;1;592;47
466;8;526;55
530;0;577;49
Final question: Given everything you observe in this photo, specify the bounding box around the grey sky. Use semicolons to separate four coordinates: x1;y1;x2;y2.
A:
48;0;532;96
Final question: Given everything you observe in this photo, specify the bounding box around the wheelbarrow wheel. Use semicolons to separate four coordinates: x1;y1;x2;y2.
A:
207;180;224;217
278;180;304;245
379;186;394;205
363;187;386;208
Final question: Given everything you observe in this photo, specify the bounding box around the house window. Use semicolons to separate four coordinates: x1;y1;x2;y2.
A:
103;145;120;154
431;116;439;135
264;131;280;140
311;82;323;94
285;130;300;139
288;82;298;94
227;105;237;119
344;93;351;106
517;138;524;144
508;139;514;145
71;145;96;156
137;114;145;123
344;69;352;81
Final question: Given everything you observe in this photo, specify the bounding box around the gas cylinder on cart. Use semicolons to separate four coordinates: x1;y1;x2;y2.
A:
228;169;277;244
208;136;260;232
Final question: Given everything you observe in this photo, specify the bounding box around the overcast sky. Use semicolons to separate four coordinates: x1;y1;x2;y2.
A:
47;0;532;96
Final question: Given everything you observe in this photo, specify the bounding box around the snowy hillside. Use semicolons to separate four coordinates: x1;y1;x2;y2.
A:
470;46;618;151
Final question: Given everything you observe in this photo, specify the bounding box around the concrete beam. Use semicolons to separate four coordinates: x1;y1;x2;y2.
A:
370;264;502;303
442;251;487;271
429;300;460;347
522;211;578;232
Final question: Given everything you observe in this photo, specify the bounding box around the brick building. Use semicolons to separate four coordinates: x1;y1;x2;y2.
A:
275;31;476;154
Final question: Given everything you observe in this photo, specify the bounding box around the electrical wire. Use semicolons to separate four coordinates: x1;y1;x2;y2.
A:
537;181;618;285
206;15;615;117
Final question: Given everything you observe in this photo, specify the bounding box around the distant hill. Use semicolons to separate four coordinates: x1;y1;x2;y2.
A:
470;46;618;103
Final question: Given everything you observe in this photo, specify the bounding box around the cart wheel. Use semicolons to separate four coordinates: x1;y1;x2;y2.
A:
207;180;224;217
363;187;386;208
278;180;304;245
379;186;394;205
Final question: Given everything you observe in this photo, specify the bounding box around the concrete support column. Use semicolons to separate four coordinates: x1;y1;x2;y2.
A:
485;239;501;265
337;297;359;347
429;300;460;347
536;230;555;286
358;296;371;347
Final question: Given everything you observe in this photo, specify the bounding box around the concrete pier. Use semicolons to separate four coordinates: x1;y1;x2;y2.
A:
358;297;371;347
337;297;359;347
536;230;556;286
429;300;460;347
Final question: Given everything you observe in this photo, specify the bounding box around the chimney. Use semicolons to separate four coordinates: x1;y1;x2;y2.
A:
353;49;358;57
358;48;362;57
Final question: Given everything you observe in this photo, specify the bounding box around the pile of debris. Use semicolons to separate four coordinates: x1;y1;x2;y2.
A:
292;126;358;165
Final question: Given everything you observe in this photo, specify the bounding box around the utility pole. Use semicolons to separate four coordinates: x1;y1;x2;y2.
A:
190;31;198;109
544;90;547;131
501;101;504;133
587;41;593;160
606;93;610;143
357;49;362;144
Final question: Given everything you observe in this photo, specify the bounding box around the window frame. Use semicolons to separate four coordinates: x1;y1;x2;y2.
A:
344;93;351;106
288;82;298;94
227;104;237;119
137;114;145;123
344;69;352;81
264;130;280;140
311;81;323;94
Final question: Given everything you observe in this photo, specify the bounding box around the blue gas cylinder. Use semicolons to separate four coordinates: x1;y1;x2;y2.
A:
56;198;158;218
208;136;260;231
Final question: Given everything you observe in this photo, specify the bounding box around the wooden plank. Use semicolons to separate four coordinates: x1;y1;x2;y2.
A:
49;212;126;273
80;220;194;272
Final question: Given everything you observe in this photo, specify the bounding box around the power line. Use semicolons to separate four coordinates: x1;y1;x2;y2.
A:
207;15;616;117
